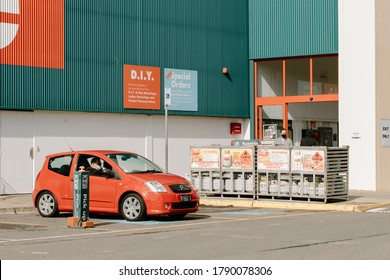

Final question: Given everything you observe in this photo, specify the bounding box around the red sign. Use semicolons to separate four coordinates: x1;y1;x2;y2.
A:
123;65;161;110
230;123;242;135
0;0;64;69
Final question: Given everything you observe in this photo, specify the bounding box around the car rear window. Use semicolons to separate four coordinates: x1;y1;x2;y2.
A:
48;155;74;176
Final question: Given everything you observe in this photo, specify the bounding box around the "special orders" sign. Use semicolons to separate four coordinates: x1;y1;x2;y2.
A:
164;68;198;111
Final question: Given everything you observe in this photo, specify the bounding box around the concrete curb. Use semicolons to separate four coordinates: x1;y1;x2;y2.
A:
1;199;390;216
199;198;390;213
0;207;36;215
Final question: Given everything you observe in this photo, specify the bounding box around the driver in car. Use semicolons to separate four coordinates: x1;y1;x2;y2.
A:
87;157;115;177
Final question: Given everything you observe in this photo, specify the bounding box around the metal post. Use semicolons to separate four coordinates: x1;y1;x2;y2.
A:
164;87;171;173
74;170;90;225
165;104;168;173
67;168;93;228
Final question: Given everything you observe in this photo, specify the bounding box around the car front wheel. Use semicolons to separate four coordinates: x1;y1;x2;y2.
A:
121;193;146;221
37;191;59;217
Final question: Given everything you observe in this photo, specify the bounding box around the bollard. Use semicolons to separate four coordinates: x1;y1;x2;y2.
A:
67;167;94;228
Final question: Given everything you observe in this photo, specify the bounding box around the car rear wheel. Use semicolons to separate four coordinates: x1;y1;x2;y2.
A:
37;191;59;217
121;193;146;221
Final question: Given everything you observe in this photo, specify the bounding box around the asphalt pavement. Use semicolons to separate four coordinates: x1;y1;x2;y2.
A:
1;190;390;215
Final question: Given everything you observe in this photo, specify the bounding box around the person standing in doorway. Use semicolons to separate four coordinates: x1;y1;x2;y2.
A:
275;128;292;146
300;129;318;146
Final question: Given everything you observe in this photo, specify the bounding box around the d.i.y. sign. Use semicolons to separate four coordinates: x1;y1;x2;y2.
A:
123;64;161;110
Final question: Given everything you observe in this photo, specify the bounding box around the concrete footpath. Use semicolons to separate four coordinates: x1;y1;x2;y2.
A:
200;190;390;212
1;190;390;215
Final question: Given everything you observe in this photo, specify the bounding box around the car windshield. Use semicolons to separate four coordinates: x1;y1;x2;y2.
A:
106;153;163;174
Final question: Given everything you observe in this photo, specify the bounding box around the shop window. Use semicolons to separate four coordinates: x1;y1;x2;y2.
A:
313;56;338;95
286;58;310;96
255;55;338;142
256;55;338;97
257;60;283;97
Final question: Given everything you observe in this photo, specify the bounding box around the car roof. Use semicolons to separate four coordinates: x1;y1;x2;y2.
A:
46;150;136;158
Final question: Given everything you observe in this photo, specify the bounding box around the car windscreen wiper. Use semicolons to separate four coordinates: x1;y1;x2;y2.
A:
145;170;163;173
131;170;162;174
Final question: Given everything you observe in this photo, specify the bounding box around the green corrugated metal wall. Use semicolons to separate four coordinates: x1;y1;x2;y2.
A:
249;0;338;59
0;0;249;117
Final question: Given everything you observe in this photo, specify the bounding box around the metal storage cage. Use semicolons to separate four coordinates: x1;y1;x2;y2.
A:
256;145;349;202
290;146;349;202
257;146;291;199
190;145;349;202
290;147;327;200
190;147;222;195
220;146;257;198
323;146;349;201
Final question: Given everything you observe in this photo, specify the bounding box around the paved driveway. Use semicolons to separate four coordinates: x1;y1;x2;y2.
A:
1;206;390;260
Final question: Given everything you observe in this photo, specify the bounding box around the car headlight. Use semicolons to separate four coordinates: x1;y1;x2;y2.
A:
145;181;167;193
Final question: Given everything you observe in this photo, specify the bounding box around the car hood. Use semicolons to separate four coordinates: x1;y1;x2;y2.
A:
125;172;189;185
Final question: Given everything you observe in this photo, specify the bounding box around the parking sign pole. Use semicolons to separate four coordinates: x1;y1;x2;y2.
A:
165;104;168;173
67;168;94;228
164;88;171;173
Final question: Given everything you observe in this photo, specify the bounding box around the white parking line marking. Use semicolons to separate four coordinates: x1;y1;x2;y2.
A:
366;207;390;213
101;219;185;225
0;238;18;242
219;210;287;216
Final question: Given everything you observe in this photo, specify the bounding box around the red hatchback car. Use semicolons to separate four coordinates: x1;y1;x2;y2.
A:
32;150;199;221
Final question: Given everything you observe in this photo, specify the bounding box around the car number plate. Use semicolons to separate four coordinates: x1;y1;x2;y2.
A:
180;195;191;202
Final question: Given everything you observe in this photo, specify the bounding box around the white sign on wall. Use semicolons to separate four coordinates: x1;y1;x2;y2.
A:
164;68;198;111
381;119;390;147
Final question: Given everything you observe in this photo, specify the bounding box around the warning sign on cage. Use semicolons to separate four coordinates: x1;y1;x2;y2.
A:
221;148;254;169
190;148;220;169
257;148;289;171
291;149;325;172
311;152;324;165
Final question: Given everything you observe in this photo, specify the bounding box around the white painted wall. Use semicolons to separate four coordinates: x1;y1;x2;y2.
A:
1;110;249;194
339;0;376;190
0;111;34;194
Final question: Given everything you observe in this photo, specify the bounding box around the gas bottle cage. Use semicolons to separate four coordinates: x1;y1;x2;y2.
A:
190;145;349;203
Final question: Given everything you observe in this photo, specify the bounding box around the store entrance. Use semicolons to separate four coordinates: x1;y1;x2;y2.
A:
256;102;338;147
253;55;339;146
